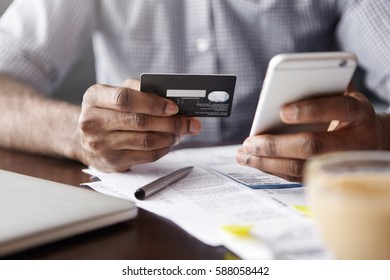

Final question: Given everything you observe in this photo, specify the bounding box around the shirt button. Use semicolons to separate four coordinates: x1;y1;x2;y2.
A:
196;38;210;53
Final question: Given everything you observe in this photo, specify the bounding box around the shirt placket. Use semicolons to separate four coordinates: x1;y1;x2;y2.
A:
185;0;221;143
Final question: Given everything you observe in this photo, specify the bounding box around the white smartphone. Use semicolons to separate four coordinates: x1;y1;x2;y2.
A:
249;52;358;136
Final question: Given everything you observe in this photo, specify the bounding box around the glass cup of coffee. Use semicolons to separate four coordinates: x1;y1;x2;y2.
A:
304;151;390;259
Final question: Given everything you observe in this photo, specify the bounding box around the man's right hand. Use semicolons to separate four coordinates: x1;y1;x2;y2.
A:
77;79;201;172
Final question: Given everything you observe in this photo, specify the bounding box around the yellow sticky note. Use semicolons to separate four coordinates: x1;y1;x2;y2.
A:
292;205;311;217
223;252;241;260
221;224;254;237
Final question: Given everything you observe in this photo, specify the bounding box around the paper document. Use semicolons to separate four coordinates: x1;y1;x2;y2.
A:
83;145;329;260
173;145;301;188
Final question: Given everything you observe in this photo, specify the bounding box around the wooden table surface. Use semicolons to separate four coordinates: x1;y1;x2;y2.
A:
0;148;230;260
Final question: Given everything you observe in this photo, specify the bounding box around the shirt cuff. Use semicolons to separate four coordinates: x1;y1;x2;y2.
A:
0;36;58;95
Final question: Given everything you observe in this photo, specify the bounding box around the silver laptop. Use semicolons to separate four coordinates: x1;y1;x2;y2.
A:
0;169;137;257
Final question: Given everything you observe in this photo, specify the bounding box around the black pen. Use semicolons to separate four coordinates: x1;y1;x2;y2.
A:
134;166;193;200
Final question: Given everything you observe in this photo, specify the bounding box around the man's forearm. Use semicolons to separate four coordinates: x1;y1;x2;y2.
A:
0;75;82;161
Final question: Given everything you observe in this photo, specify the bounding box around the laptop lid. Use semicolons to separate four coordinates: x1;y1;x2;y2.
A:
0;169;137;257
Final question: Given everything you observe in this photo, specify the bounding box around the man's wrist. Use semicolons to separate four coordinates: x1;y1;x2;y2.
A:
378;114;390;150
64;128;84;163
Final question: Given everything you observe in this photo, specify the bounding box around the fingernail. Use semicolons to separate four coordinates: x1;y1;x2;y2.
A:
281;105;298;122
189;118;201;134
236;149;250;165
174;135;182;146
165;102;179;115
243;139;256;154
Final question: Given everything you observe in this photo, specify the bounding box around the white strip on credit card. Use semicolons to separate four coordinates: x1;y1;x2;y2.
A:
166;89;207;97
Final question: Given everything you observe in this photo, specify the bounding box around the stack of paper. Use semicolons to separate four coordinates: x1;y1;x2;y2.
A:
83;145;329;260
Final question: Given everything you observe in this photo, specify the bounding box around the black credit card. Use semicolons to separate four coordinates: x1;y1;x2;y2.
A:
140;74;236;117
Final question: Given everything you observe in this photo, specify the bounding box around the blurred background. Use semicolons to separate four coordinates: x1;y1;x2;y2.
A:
0;0;95;104
0;1;387;111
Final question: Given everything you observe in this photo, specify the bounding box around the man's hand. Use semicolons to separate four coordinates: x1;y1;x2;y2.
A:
77;79;201;172
236;87;388;182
